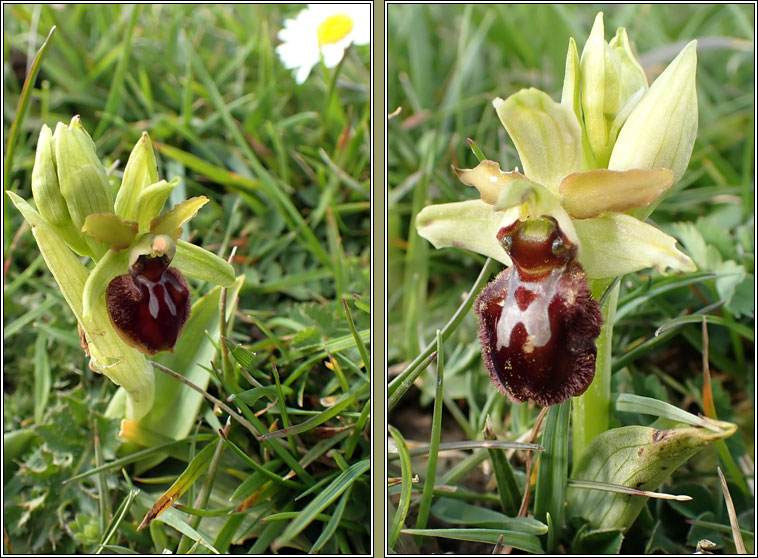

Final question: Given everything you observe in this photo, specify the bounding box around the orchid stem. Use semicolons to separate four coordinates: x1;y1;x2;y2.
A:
572;278;619;468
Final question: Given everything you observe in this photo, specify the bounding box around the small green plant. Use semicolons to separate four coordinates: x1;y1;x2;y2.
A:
8;118;236;420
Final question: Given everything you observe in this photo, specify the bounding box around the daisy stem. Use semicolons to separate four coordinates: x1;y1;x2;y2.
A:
571;277;619;467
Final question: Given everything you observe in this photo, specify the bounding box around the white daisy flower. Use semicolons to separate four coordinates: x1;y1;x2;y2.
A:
276;4;370;84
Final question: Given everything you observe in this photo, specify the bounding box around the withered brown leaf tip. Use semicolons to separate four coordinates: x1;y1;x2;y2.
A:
106;234;191;355
475;217;603;407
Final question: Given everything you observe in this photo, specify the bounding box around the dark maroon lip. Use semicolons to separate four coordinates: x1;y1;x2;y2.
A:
476;218;602;407
106;264;191;356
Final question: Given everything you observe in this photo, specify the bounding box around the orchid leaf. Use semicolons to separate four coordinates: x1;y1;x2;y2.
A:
568;417;737;531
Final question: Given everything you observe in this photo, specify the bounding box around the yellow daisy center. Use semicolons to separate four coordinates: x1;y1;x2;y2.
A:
317;14;353;46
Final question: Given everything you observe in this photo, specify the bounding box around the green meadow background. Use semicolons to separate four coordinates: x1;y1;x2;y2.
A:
4;4;371;554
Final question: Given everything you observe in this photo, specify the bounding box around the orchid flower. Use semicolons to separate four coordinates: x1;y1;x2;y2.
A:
415;12;698;406
7;117;236;420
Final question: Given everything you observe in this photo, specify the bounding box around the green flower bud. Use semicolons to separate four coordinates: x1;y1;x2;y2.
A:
609;40;698;188
579;12;648;168
53;117;114;230
31;125;92;256
32;124;68;226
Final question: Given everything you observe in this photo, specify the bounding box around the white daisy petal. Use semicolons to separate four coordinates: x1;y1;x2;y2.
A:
276;4;370;83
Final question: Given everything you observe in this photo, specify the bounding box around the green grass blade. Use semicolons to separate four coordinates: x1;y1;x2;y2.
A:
274;458;369;549
388;427;413;548
534;401;570;552
415;330;445;535
400;528;544;554
4;25;56;190
93;6;139;139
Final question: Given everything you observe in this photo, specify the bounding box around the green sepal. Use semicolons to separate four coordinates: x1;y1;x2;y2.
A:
53;120;113;230
561;37;581;121
6;191;153;421
567;417;737;532
415;200;515;267
493;88;582;192
31;124;69;226
115;131;159;221
173;239;236;287
573;213;696;278
150;196;209;239
29;125;93;256
82;249;129;321
82;213;139;252
135;179;179;232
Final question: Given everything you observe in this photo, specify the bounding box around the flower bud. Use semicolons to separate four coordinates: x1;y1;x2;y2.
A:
580;12;648;168
31;125;91;256
608;40;698;187
32;125;68;226
53;118;114;230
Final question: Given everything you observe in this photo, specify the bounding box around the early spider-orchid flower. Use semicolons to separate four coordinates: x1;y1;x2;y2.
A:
416;13;698;406
7;118;236;419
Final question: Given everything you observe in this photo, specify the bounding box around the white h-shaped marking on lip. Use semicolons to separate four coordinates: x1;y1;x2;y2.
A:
496;267;563;350
136;274;178;319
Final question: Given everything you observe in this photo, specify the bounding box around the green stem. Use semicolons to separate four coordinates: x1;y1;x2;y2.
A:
571;278;619;468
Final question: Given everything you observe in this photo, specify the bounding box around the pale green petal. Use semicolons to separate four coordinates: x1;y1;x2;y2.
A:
574;213;696;278
115;132;159;222
609;40;698;187
6;191;153;420
81;213;138;252
493;89;582;192
151;196;209;238
453;160;528;205
559;168;673;219
415;200;515;266
173;239;237;287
